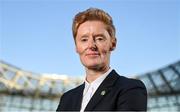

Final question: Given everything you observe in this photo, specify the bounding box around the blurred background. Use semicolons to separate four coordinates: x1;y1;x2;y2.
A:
0;0;179;111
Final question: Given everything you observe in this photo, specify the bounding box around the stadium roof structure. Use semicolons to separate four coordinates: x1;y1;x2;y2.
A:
0;60;82;97
136;60;180;97
0;60;180;111
0;60;180;97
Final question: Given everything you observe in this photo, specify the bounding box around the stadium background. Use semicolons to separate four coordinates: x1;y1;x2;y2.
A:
0;0;179;111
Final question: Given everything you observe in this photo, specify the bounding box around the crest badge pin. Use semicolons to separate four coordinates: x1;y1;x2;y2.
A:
101;90;106;96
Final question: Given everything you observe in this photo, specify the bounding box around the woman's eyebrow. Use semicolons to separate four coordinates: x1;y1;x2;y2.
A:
81;35;89;38
94;34;106;38
79;34;89;38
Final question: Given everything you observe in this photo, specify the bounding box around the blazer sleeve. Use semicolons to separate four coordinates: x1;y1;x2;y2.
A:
117;81;147;111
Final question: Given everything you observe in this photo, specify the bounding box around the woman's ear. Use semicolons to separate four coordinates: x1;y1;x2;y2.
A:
74;40;79;53
75;46;79;53
110;37;117;51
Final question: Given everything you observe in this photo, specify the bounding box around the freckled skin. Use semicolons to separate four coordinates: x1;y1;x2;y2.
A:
75;21;116;72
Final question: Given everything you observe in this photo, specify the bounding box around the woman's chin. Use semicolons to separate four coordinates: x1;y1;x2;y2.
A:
85;64;102;70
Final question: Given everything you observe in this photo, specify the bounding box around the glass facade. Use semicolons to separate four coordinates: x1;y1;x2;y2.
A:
0;94;59;112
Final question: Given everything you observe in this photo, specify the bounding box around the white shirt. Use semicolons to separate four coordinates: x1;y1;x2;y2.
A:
80;68;113;112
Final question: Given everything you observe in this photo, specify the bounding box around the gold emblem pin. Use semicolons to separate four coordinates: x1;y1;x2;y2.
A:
101;90;106;96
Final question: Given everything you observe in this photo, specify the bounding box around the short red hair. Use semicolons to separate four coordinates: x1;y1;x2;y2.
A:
72;8;116;41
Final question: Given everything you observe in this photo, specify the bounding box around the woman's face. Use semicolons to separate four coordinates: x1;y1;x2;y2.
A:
75;21;116;70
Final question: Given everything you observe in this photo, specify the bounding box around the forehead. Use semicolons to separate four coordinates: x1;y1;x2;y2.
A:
77;21;108;36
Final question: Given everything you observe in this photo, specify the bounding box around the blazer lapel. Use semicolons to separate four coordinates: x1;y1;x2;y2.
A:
85;70;119;111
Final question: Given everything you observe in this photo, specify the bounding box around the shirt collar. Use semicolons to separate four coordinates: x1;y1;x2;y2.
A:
84;68;113;93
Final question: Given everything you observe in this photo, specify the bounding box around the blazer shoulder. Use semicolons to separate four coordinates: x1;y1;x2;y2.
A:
63;83;84;96
56;84;84;111
116;75;146;90
114;76;147;111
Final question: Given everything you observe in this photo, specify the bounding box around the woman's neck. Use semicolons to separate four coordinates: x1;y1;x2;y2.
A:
85;66;110;83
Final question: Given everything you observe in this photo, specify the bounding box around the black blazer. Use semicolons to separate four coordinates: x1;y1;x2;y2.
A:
56;70;147;111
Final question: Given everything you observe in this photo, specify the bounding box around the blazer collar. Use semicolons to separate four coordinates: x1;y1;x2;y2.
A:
85;69;120;111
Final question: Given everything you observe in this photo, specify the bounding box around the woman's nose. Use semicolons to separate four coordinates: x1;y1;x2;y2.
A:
88;39;97;50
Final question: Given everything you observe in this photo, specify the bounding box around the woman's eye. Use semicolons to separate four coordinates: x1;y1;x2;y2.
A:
81;38;88;42
96;37;104;41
